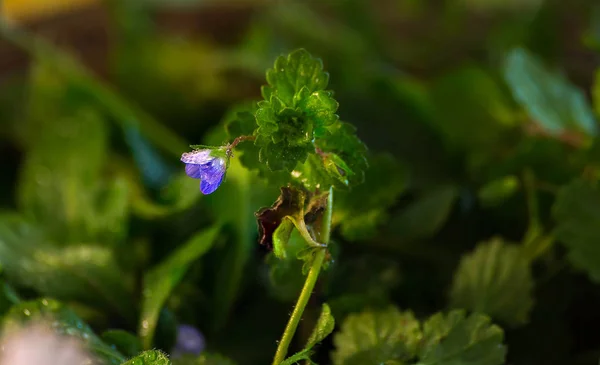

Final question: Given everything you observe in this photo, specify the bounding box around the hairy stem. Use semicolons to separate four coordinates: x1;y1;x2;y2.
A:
271;188;333;365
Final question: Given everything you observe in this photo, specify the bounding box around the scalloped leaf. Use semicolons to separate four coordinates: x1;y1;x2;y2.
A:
450;238;535;327
416;310;506;365
332;306;421;365
553;178;600;282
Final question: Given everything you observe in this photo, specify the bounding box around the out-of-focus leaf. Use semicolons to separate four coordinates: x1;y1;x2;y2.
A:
121;350;171;365
102;330;143;358
0;22;189;159
0;213;134;319
112;158;201;220
123;126;174;189
140;225;221;349
429;67;517;152
326;255;402;318
2;298;125;365
416;310;506;365
332;306;421;365
172;353;237;365
504;47;597;138
450;238;535;327
477;175;520;208
387;184;458;242
334;153;407;241
553;178;600;282
18;63;126;244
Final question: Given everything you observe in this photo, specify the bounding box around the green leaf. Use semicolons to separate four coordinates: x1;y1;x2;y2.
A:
0;213;134;318
553;178;600;282
280;351;313;365
416;310;506;365
254;49;334;173
296;88;340;130
387;184;458;242
332;306;421;365
273;218;295;259
477;176;520;208
450;238;535;327
18;63;126;244
262;48;329;106
315;121;368;187
139;225;221;348
3;298;125;365
334;153;407;241
279;304;334;364
306;303;335;349
504;47;597;138
429;67;517;152
121;350;170;365
102;330;143;358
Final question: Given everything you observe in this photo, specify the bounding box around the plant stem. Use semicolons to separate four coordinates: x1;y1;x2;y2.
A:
271;188;333;365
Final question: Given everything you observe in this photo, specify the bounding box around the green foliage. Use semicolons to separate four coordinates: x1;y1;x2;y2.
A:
0;213;134;318
140;225;221;348
280;303;335;365
332;307;421;365
553;178;600;282
416;310;506;365
429;67;517;153
477;176;520;208
232;49;367;191
18;62;129;245
3;298;125;364
386;184;458;242
504;47;597;138
254;49;336;171
334;153;407;241
333;307;506;365
2;3;600;365
307;303;335;349
450;238;535;327
102;330;144;358
121;350;171;365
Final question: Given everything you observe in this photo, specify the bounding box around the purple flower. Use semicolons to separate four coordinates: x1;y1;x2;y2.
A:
171;325;205;358
181;149;228;195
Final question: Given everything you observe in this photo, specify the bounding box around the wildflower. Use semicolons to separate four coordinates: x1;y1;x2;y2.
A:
171;324;205;358
0;323;95;365
181;148;230;195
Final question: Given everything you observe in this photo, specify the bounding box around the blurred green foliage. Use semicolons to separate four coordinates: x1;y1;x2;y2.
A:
0;0;599;364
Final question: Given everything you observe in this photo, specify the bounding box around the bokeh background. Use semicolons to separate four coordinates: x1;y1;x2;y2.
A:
0;1;599;365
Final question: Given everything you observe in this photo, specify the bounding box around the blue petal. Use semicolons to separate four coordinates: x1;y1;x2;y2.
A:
181;149;212;164
184;164;203;179
198;158;227;194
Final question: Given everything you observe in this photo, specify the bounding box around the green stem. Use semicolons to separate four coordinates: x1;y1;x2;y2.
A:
271;188;333;365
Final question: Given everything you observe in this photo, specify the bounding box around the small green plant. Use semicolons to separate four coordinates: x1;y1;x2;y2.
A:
1;1;600;365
